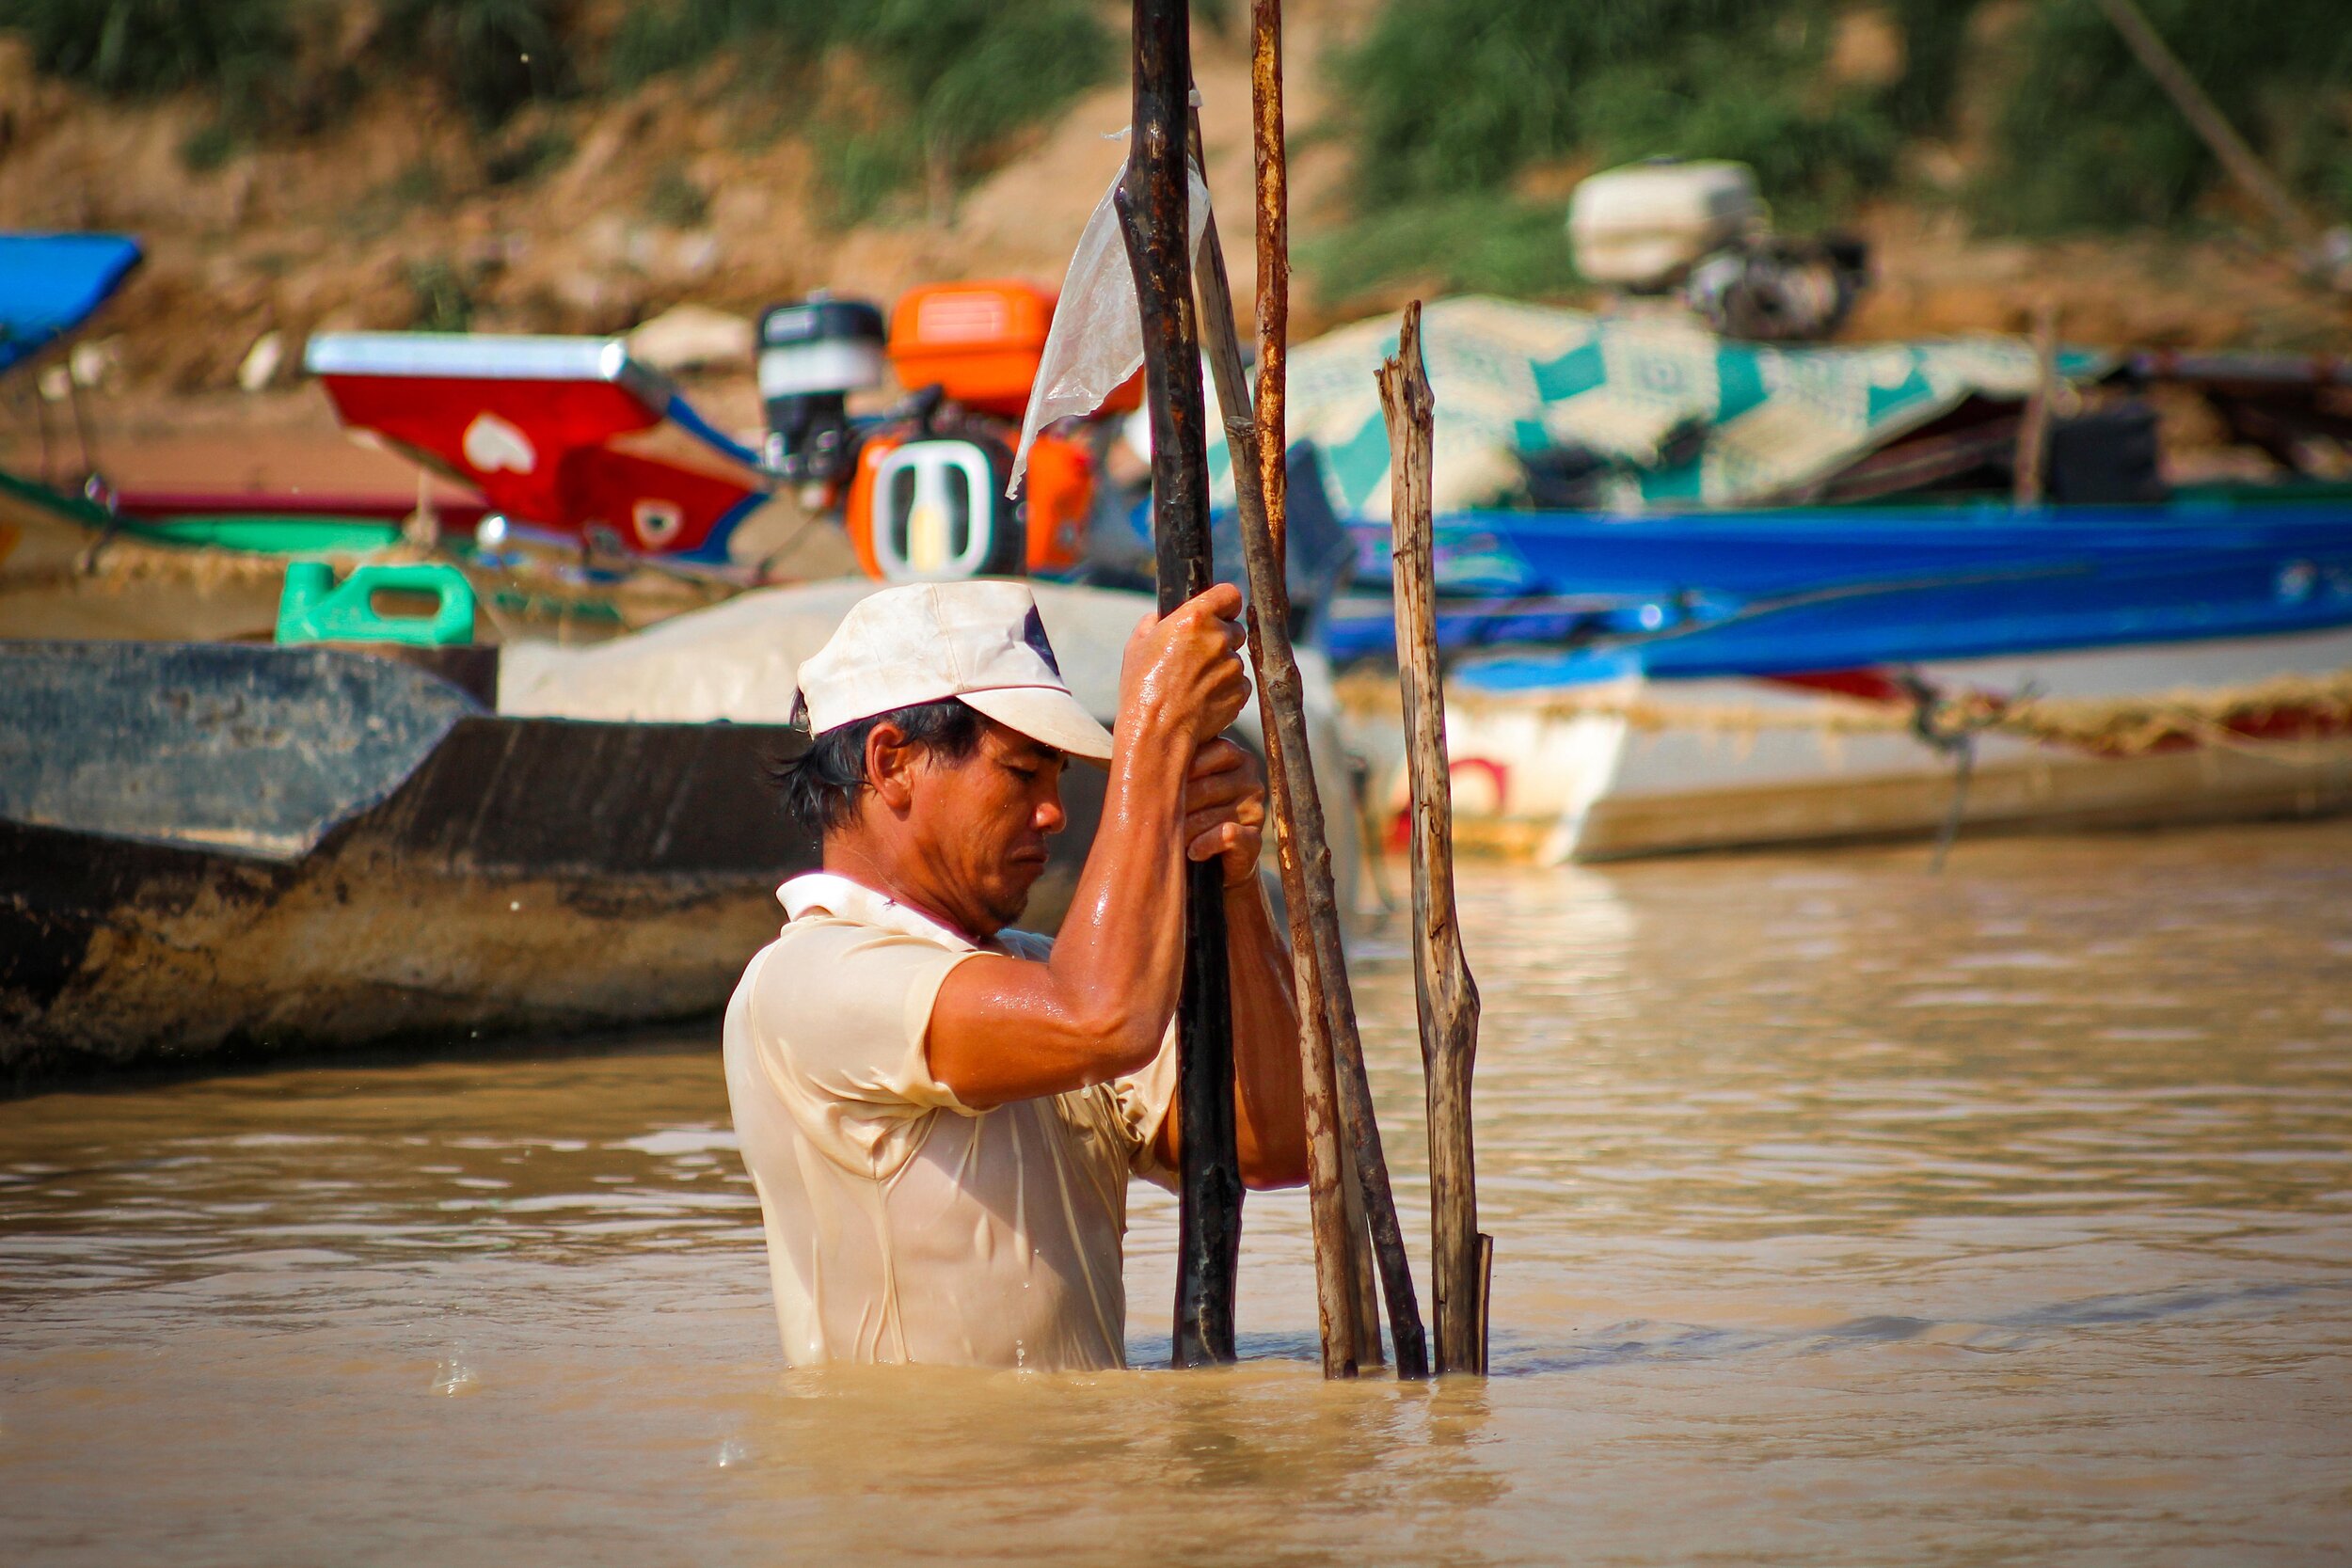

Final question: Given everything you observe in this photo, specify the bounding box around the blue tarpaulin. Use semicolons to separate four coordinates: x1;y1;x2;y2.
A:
0;233;141;375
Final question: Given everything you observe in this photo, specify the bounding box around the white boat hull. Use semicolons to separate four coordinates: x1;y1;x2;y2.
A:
1350;627;2352;862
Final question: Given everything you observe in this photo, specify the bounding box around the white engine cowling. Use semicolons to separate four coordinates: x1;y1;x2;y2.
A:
1568;158;1767;292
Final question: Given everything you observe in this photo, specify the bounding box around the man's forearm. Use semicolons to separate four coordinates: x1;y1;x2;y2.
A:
1032;709;1199;1060
928;716;1200;1106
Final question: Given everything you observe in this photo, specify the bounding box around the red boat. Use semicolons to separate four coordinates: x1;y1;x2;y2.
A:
305;331;777;569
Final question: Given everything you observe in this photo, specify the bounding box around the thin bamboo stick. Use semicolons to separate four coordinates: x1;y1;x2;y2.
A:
1244;0;1420;1376
1377;300;1488;1376
1184;104;1362;1382
1119;0;1240;1369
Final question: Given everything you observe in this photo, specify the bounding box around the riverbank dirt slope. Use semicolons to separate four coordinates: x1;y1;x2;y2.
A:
3;3;2344;493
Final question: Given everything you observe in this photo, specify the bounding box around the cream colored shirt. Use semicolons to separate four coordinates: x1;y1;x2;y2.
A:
723;873;1178;1370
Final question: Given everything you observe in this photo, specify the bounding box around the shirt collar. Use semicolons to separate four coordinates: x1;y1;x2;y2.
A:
777;872;984;952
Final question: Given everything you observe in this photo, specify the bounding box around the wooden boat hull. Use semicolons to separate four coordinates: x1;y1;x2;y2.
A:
0;640;1102;1085
0;638;809;1082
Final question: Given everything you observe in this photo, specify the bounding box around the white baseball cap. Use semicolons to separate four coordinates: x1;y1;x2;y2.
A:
794;580;1115;761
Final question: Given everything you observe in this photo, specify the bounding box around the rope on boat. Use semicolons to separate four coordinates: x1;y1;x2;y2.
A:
1338;669;2352;765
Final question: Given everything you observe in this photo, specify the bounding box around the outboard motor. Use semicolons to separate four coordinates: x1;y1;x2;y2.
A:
1683;235;1869;343
1568;157;1870;342
757;293;886;483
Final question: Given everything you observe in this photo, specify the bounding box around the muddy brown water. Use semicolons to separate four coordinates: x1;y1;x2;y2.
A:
5;820;2349;1565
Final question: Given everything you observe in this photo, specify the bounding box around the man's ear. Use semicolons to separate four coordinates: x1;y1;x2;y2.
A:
866;721;918;812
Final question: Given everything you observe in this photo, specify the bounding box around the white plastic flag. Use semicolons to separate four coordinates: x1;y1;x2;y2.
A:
1008;159;1214;497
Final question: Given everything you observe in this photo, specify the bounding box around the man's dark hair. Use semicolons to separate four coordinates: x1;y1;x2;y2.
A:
771;696;986;834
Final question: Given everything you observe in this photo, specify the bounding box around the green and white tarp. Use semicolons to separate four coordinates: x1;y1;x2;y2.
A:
1206;296;2106;519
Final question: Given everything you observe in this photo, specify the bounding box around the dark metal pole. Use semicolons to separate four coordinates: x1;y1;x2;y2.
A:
1118;0;1240;1368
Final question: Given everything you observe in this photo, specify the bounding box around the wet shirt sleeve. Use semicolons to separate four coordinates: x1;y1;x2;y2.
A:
1112;1020;1181;1192
1000;928;1178;1189
753;922;982;1168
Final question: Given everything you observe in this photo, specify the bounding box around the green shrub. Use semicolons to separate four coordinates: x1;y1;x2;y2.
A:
605;0;1110;217
483;127;575;186
643;163;711;227
1333;0;1908;215
375;0;575;129
814;124;920;226
405;258;477;332
1983;0;2352;233
0;0;295;112
1298;195;1582;305
178;120;241;172
1;0;569;131
857;0;1110;181
606;0;835;88
0;0;292;95
1333;0;2351;250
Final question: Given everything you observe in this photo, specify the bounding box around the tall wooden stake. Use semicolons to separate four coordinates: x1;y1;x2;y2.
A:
1186;46;1427;1380
1378;301;1489;1376
1120;0;1240;1370
2014;299;2058;509
1246;3;1395;1366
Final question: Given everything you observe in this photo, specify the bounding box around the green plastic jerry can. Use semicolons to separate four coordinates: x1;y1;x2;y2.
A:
276;561;477;647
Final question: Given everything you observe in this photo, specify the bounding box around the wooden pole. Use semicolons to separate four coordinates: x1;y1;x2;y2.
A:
1250;0;1288;562
1119;0;1240;1369
1184;86;1427;1386
2014;299;2058;510
1377;301;1489;1377
1250;0;1397;1374
1183;108;1362;1380
1338;1132;1387;1366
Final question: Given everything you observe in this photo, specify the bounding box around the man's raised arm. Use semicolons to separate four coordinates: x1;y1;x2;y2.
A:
926;585;1252;1107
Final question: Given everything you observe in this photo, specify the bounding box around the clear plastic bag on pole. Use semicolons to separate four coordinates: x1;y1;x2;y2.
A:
1008;160;1213;497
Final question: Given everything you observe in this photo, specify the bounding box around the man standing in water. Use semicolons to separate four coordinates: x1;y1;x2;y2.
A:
723;579;1308;1370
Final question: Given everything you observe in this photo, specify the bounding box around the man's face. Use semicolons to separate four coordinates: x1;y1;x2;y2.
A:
908;721;1069;932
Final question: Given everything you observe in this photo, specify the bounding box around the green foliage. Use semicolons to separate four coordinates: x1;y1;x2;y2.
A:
1;0;304;136
643;163;710;227
405;258;477;333
0;0;570;129
1984;0;2352;233
178;120;241;173
859;0;1112;179
6;0;1100;213
1334;0;2352;258
1882;0;1977;134
376;0;575;129
605;0;834;88
606;0;1111;218
1297;195;1582;305
0;0;294;97
1333;0;1911;213
483;127;575;186
813;124;918;227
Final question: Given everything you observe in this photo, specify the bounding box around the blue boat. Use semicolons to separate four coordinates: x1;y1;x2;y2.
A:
1322;491;2352;673
0;233;140;376
1327;494;2352;861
